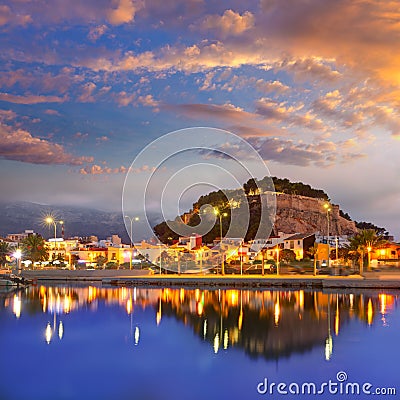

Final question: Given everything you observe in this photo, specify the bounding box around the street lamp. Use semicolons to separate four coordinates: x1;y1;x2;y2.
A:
124;216;139;270
275;245;280;275
214;208;228;275
323;203;331;268
13;248;22;274
45;217;64;241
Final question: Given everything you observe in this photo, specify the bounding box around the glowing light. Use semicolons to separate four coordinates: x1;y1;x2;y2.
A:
195;289;200;302
197;302;203;316
230;290;239;307
379;294;386;315
299;290;304;311
156;298;162;326
223;329;229;350
274;300;280;326
58;321;64;340
325;335;333;361
203;319;207;340
367;299;373;326
126;298;132;315
180;288;185;303
213;333;219;354
13;295;21;318
63;295;71;313
45;322;52;344
238;310;243;330
134;326;140;345
335;309;340;336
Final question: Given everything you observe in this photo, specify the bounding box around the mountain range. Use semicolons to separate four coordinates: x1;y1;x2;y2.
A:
0;201;130;242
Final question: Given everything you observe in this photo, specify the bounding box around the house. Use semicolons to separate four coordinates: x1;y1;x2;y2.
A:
373;242;400;266
284;233;316;260
6;230;36;243
249;232;292;253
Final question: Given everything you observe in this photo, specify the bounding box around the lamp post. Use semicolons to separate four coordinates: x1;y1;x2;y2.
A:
45;218;64;265
46;217;57;240
14;248;22;275
214;208;228;275
124;216;139;270
323;203;331;268
45;217;64;248
276;245;280;275
199;248;203;275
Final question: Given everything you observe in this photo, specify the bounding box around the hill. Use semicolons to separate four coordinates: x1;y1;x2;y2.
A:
154;176;358;244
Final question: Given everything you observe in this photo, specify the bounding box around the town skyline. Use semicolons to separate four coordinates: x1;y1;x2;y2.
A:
0;0;399;239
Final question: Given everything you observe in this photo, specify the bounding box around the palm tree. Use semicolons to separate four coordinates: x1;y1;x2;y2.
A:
21;234;49;264
0;241;12;267
348;229;386;274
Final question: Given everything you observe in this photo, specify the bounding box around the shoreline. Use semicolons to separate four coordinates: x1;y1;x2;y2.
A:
16;269;400;290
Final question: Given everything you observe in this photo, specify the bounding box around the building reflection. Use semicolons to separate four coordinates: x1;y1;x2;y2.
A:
2;285;398;360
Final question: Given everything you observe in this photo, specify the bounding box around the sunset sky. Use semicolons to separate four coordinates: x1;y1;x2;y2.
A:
0;0;399;239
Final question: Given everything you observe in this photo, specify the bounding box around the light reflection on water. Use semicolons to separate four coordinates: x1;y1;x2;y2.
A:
0;285;399;400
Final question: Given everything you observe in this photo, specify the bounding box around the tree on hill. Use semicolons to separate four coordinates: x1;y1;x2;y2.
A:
244;176;330;200
355;221;388;236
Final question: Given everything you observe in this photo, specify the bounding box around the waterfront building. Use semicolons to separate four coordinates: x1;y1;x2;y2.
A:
284;233;316;260
249;232;292;253
6;230;36;243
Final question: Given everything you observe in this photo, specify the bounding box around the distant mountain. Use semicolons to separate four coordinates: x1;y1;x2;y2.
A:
0;202;130;242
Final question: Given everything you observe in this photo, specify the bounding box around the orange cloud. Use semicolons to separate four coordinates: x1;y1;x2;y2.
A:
0;122;93;165
79;164;127;174
196;9;255;38
0;92;67;104
107;0;139;25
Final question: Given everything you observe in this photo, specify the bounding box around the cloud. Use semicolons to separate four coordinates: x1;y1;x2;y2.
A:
255;79;290;94
0;92;67;104
44;109;62;116
255;97;325;131
88;24;108;41
249;137;365;167
196;9;255;38
229;125;279;138
96;135;109;144
166;102;258;123
0;4;31;26
107;0;139;25
0;122;93;165
274;57;342;83
77;82;97;102
0;109;17;121
79;164;127;175
74;132;89;140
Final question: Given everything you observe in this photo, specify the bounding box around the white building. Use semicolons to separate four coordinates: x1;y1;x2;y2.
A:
249;232;293;253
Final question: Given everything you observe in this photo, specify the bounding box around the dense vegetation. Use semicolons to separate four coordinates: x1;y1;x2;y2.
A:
244;177;329;200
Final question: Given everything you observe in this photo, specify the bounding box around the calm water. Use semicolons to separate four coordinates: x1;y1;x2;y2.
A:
0;285;399;400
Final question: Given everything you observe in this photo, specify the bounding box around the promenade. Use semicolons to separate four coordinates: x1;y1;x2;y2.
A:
18;269;400;290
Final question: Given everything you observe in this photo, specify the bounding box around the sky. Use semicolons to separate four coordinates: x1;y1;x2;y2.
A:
0;0;399;239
